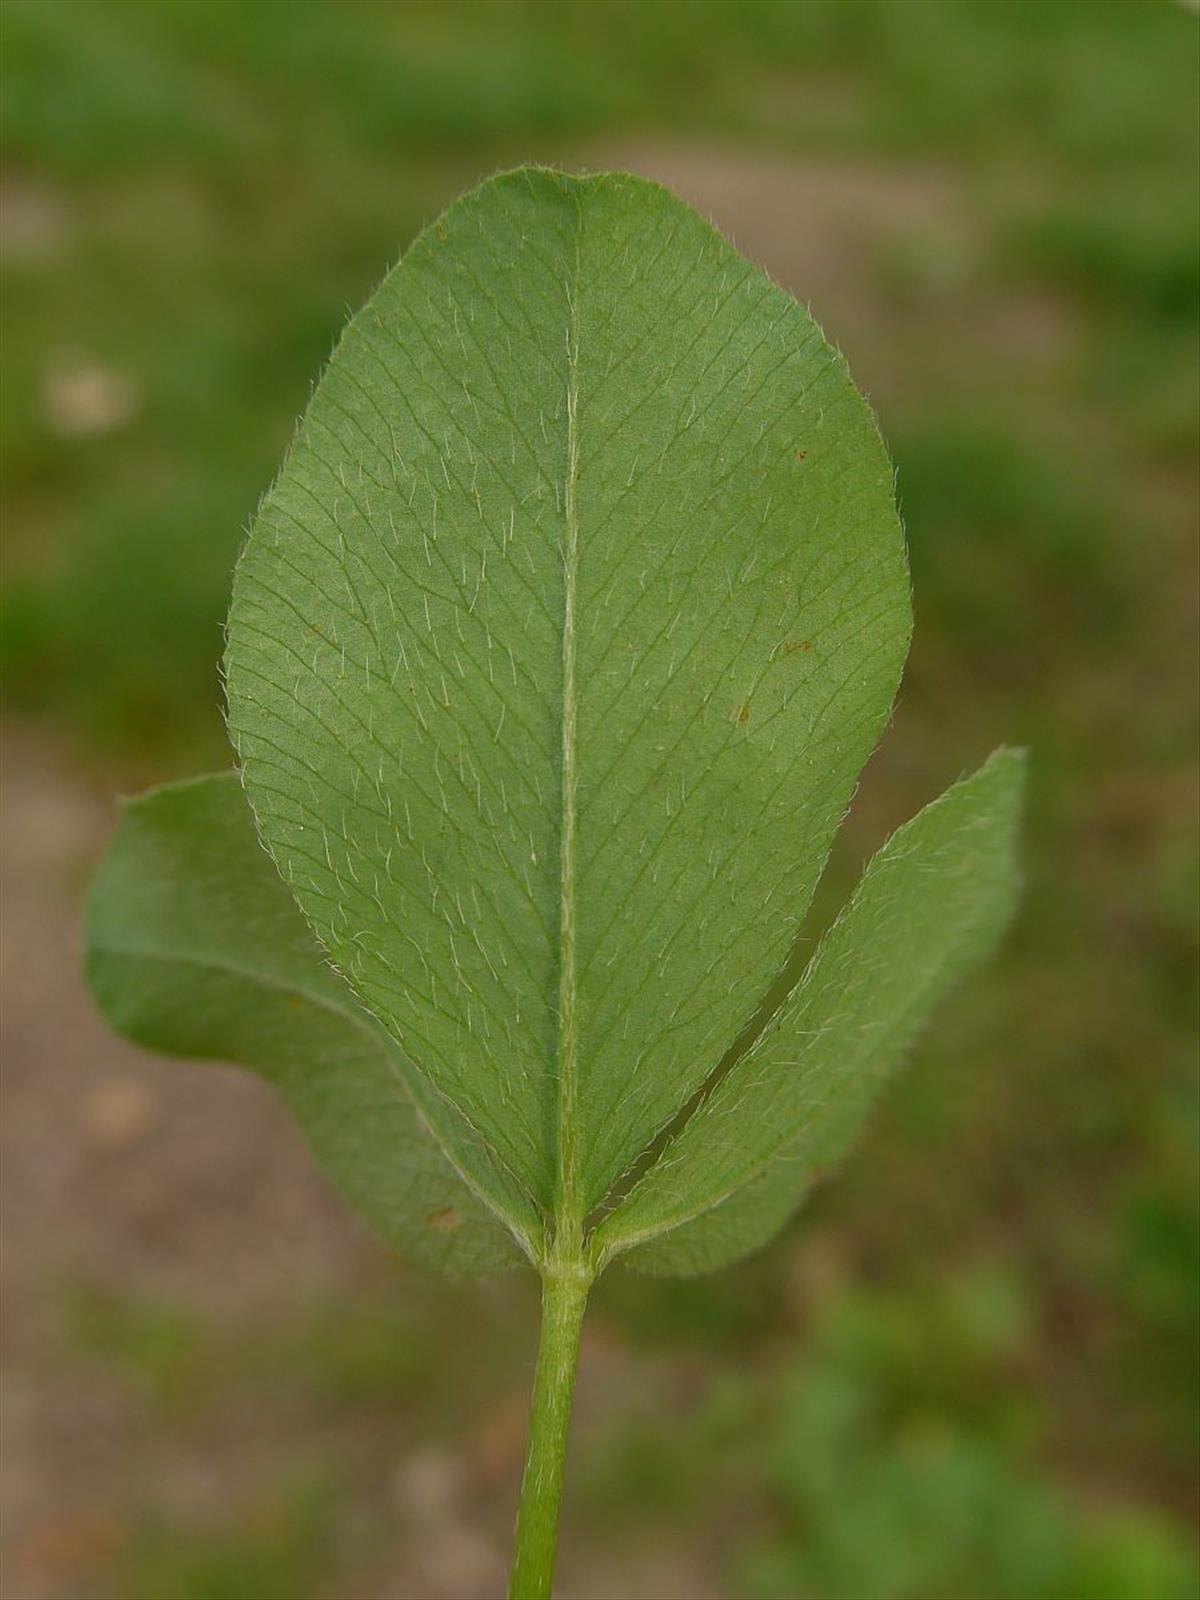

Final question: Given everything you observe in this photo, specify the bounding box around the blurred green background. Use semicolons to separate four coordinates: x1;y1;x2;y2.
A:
1;2;1197;1597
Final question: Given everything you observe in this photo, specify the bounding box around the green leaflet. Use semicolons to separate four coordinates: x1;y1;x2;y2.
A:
624;1159;814;1278
84;773;523;1275
600;749;1027;1272
224;167;911;1232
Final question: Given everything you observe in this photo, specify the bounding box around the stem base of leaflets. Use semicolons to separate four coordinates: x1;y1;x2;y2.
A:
508;1263;591;1600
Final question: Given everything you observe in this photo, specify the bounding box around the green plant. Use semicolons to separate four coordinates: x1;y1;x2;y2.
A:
85;168;1024;1598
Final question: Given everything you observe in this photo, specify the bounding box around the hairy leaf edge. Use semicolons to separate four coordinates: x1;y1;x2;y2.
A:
589;746;1028;1270
84;772;545;1264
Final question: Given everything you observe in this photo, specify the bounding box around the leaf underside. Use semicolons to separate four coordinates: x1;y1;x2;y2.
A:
611;747;1026;1273
87;168;1024;1278
85;774;521;1275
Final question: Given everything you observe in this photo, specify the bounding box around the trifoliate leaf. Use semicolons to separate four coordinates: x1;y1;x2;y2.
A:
84;773;523;1274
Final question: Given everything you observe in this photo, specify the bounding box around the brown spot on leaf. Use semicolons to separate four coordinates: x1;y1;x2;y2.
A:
737;703;751;724
794;448;808;461
782;639;813;655
427;1207;462;1233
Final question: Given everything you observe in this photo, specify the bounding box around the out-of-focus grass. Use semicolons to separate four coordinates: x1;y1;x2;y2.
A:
4;1;1196;175
3;2;1196;1597
581;1263;1200;1600
61;1273;534;1435
579;1267;1200;1600
734;1273;1200;1600
114;1479;335;1600
2;0;1196;761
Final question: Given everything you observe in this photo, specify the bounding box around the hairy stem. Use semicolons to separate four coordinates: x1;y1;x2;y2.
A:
508;1264;591;1599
